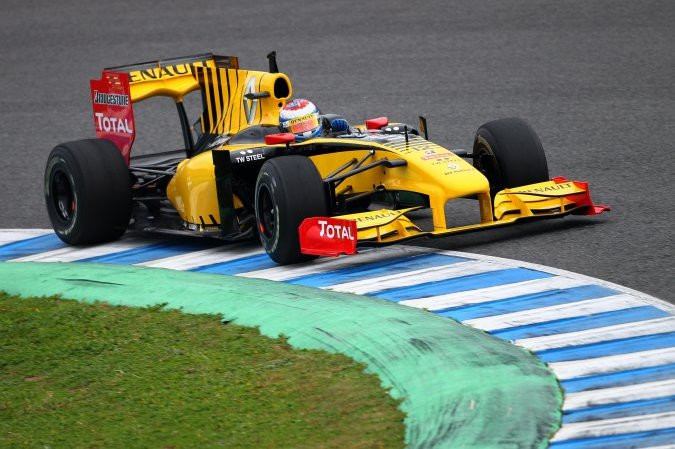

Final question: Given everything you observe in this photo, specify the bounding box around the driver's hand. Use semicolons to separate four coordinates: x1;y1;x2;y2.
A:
330;118;349;132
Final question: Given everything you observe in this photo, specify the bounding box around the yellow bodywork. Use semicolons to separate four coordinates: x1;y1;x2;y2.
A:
339;180;592;244
306;135;493;230
170;131;494;231
493;181;586;220
336;208;423;241
123;54;599;244
121;54;291;222
167;130;590;239
166;151;220;225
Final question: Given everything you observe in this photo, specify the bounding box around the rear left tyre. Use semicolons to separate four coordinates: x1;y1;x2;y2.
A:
255;156;328;264
45;138;131;244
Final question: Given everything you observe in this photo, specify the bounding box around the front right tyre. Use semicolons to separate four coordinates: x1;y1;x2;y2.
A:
472;117;549;201
45;138;131;244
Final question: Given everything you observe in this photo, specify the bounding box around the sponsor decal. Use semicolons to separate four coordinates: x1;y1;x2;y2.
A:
299;217;357;257
93;91;129;106
286;114;316;127
355;211;399;223
128;64;192;83
421;152;452;160
441;161;473;176
234;151;265;163
318;220;355;240
283;113;319;134
518;183;573;194
94;112;133;134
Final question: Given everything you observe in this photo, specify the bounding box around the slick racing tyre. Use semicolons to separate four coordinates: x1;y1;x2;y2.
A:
255;156;328;264
45;138;131;244
473;117;549;201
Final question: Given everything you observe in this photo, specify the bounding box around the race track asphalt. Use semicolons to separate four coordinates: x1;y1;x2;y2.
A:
0;0;672;301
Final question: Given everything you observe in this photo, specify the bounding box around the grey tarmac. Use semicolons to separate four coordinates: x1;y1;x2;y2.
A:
0;0;672;301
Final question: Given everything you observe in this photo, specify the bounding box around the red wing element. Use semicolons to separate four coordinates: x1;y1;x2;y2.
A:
299;217;357;257
90;71;135;165
366;116;389;130
265;133;295;145
568;180;611;215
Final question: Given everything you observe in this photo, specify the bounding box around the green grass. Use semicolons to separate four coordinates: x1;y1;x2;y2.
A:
0;293;405;449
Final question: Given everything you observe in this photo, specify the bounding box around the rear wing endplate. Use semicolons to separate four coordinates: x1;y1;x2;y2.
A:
90;71;135;164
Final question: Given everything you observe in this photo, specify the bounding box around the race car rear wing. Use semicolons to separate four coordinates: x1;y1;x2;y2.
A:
90;52;292;164
105;53;238;74
106;53;238;102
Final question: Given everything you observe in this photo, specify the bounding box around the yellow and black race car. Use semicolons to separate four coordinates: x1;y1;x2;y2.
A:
45;52;609;264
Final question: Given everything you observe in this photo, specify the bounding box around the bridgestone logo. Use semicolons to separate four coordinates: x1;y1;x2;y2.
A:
94;91;129;106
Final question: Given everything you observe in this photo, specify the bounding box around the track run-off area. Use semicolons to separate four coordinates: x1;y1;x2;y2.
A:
1;229;674;448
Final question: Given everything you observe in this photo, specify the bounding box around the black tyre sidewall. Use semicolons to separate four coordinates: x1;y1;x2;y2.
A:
256;169;283;255
45;150;82;239
255;156;327;264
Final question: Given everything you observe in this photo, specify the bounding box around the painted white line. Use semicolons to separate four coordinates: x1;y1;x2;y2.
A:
138;243;264;270
325;260;509;295
464;294;643;332
516;316;675;351
639;445;675;449
550;411;675;441
9;237;157;262
239;246;433;281
435;248;675;313
399;276;590;311
0;229;53;245
563;378;675;411
550;347;675;380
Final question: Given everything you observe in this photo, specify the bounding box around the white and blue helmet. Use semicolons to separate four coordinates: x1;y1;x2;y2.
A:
279;99;323;142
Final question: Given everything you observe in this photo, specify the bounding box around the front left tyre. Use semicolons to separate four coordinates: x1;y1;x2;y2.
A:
254;156;328;264
45;138;131;244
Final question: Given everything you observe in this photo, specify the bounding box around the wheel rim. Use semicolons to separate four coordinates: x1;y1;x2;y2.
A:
256;184;276;240
51;169;75;223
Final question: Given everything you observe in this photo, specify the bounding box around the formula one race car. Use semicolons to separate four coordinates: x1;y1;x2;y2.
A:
44;52;609;264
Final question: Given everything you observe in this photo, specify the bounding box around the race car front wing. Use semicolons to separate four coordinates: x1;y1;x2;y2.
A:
299;177;610;257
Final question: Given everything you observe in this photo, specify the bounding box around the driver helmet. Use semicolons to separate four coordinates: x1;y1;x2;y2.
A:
279;99;323;142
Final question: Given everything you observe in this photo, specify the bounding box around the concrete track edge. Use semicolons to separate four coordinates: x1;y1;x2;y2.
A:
0;261;561;449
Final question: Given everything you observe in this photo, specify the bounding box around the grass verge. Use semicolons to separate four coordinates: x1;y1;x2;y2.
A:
0;293;404;449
